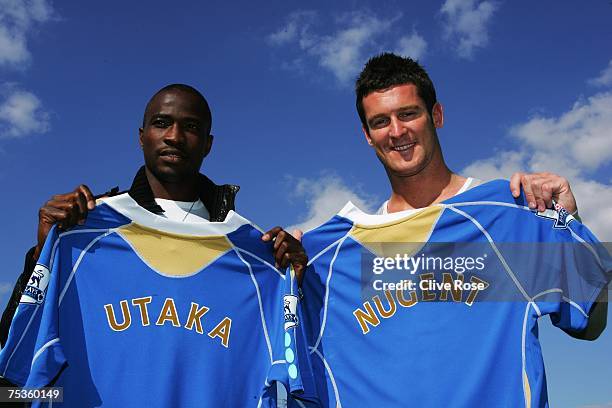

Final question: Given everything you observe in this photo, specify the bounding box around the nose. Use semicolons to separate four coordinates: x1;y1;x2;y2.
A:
164;123;185;145
388;116;404;139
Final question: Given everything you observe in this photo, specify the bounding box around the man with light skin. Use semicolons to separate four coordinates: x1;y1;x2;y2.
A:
354;52;606;338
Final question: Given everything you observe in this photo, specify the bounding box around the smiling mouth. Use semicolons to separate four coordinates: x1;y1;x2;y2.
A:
390;142;416;152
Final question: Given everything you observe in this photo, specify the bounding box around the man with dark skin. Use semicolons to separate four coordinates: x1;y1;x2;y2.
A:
34;86;304;268
0;84;307;351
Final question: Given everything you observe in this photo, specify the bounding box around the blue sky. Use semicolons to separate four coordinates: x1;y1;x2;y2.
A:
0;0;610;406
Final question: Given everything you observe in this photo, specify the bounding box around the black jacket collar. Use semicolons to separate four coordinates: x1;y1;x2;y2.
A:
127;166;239;222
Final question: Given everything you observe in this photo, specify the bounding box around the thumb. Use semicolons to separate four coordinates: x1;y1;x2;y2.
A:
291;229;303;241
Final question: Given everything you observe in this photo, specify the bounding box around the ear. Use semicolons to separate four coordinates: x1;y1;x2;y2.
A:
203;134;214;158
138;128;144;148
432;102;444;129
363;126;373;146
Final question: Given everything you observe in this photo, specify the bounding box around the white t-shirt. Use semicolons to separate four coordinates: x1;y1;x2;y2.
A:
376;177;481;215
154;198;210;222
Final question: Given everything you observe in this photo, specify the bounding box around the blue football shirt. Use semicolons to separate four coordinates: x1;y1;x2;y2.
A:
299;180;610;408
0;193;305;407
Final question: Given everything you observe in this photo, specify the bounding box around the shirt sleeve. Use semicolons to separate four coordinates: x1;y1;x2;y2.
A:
501;206;612;333
24;239;67;388
0;245;37;349
459;194;611;335
0;226;65;386
546;220;611;332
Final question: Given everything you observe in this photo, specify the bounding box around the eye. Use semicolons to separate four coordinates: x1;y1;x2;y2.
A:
369;117;389;129
185;122;201;131
398;111;416;120
152;118;171;128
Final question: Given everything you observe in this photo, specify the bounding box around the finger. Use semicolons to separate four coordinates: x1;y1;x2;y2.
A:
65;200;81;229
509;173;523;198
290;251;308;286
53;196;81;229
274;241;289;268
74;191;89;223
542;177;575;212
262;226;282;241
50;192;75;204
294;265;304;286
281;252;292;269
274;230;287;250
540;183;553;209
291;252;308;273
40;202;74;224
42;207;71;230
552;177;576;213
45;200;80;229
520;176;537;209
545;177;566;198
38;197;74;247
77;184;96;211
530;178;546;212
291;229;303;241
38;206;66;239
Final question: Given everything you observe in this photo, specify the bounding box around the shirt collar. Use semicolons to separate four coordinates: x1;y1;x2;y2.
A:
127;165;226;215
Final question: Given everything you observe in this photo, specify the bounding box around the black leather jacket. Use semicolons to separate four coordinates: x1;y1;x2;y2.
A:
0;166;239;347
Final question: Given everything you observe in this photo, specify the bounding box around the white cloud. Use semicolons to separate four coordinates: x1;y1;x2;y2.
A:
588;59;612;87
462;91;612;241
440;0;498;59
286;174;379;232
0;86;50;138
312;12;398;83
462;150;525;179
0;25;29;65
513;92;612;173
570;179;612;240
268;10;416;84
0;0;55;67
267;10;317;46
395;31;428;60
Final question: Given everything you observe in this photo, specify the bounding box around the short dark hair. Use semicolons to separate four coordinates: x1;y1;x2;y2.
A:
355;53;437;132
142;84;212;135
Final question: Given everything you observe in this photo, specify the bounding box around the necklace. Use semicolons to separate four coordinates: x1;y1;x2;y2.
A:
181;199;199;222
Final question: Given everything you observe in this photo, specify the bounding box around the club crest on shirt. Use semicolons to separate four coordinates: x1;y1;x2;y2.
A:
284;295;299;331
20;264;51;304
534;203;573;229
